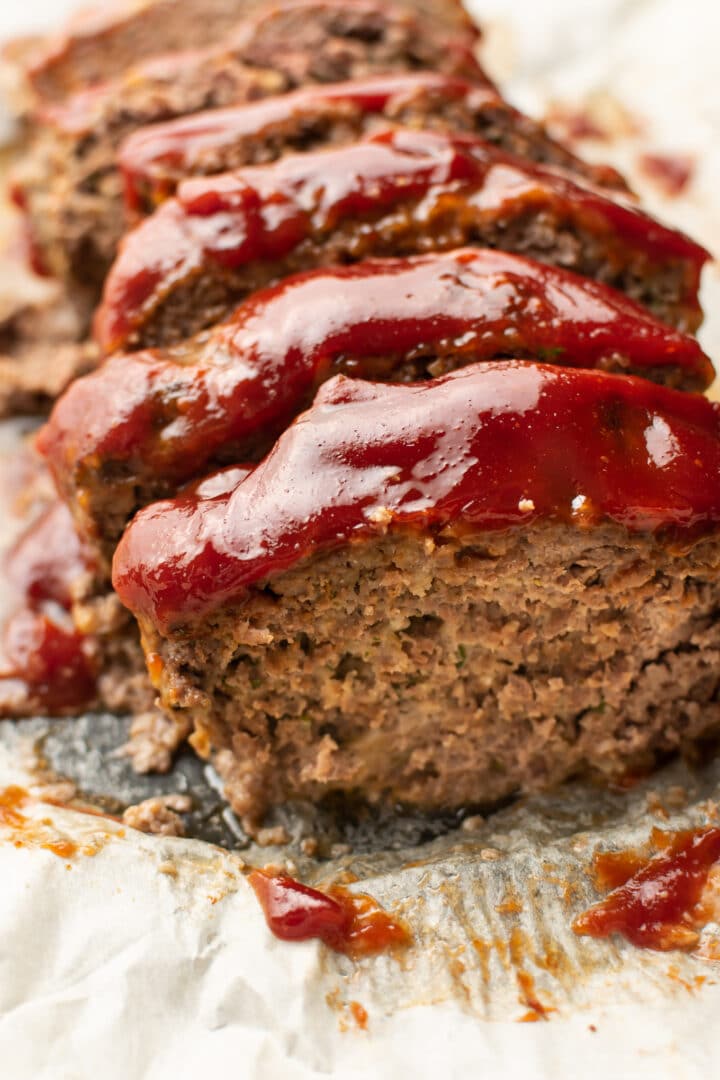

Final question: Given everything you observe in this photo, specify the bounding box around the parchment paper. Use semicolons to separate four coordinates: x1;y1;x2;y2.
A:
1;2;720;1077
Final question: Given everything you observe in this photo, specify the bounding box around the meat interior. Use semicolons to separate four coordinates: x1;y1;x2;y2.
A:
143;523;720;831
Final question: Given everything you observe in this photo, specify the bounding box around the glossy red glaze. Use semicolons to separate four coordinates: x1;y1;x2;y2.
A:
112;361;720;632
95;128;709;353
41;249;713;503
0;501;96;714
573;828;720;951
118;74;504;209
249;870;410;957
1;610;96;714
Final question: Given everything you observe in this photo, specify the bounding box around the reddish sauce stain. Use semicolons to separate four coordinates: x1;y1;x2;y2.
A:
518;969;556;1022
349;1001;368;1030
638;154;695;198
0;785;124;858
0;785;31;828
113;362;720;632
40;248;714;513
573;827;720;951
94;128;708;353
248;870;410;958
0;501;97;715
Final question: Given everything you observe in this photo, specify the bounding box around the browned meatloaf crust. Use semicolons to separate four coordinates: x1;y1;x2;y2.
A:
95;128;709;353
9;0;477;106
112;363;720;832
13;0;489;287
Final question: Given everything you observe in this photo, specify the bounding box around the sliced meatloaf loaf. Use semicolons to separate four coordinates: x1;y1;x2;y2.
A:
9;0;477;106
41;248;714;561
14;0;488;287
120;73;627;217
95;129;709;353
112;362;720;832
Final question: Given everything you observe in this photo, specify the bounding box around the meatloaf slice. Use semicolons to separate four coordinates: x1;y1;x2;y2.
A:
10;0;477;105
95;129;709;353
112;362;720;832
15;1;487;288
41;248;714;561
120;73;628;218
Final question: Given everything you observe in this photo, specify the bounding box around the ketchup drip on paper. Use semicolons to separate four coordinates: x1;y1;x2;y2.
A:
573;827;720;951
249;870;410;957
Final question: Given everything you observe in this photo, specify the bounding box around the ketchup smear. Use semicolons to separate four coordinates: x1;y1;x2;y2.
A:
0;500;97;715
249;870;410;958
573;827;720;951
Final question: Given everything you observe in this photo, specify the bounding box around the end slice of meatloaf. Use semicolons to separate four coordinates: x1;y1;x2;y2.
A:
0;253;98;416
94;128;710;354
12;0;478;105
112;362;720;832
14;1;488;288
40;248;714;561
119;73;628;217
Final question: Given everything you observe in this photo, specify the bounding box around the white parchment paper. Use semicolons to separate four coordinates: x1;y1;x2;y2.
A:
1;2;720;1077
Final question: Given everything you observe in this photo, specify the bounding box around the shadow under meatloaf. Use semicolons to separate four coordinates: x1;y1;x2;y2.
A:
112;363;720;834
11;1;491;287
95;129;710;355
120;72;628;217
10;0;477;106
40;248;714;562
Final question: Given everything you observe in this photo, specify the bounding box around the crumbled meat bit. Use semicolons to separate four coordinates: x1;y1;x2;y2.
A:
120;708;192;774
330;843;353;858
122;794;192;836
30;779;78;804
256;824;291;847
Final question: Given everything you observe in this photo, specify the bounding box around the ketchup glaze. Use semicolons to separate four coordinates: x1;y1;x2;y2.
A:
0;501;96;714
119;73;504;209
112;361;720;632
41;248;713;528
95;128;709;353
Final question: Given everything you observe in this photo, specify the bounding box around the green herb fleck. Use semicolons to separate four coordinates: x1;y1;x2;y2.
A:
537;346;566;362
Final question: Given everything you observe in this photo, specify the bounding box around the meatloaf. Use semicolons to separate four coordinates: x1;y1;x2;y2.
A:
112;362;720;832
0;254;98;415
40;248;714;561
9;0;477;106
120;73;627;217
14;0;489;287
95;128;710;354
